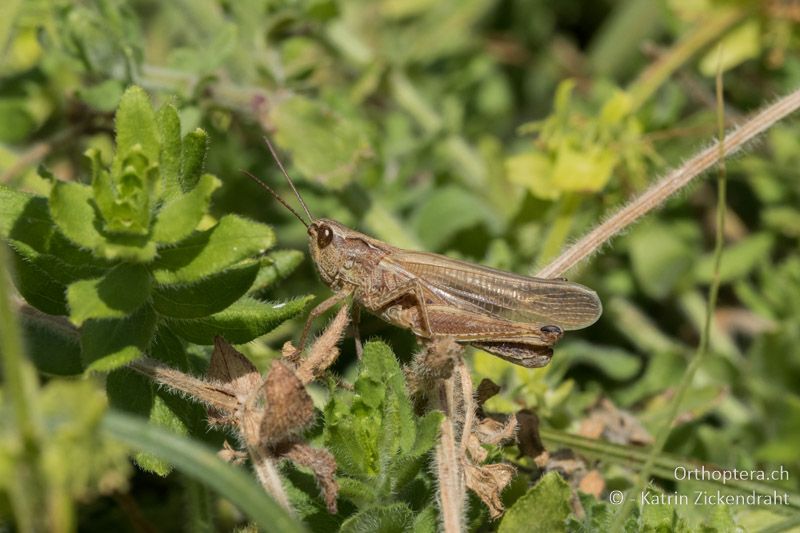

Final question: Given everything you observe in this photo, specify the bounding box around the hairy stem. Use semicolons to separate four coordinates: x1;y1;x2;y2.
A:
434;356;471;533
536;85;800;278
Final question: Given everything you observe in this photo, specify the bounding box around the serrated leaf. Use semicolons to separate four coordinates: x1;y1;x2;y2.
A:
21;312;83;375
272;95;371;188
80;304;157;372
113;86;160;176
180;128;208;191
152;260;260;318
152;173;220;244
165;295;312;344
499;472;571;533
153;214;275;284
249;249;305;294
67;263;152;325
339;503;414;533
411;505;437;533
157;103;182;199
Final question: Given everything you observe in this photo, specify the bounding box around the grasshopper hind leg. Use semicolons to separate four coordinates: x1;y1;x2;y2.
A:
470;341;553;368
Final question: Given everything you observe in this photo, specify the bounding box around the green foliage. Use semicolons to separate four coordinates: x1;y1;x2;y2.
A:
2;0;800;531
325;342;442;511
499;472;572;533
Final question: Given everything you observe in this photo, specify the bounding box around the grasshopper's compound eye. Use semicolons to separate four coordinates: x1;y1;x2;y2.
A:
317;225;333;248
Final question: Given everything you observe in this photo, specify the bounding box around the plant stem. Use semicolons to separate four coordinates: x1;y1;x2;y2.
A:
536;86;800;279
609;50;730;532
0;244;51;533
434;357;470;533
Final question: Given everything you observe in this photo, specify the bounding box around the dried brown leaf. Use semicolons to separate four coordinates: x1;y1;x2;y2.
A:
577;469;605;498
282;442;339;514
260;360;315;447
476;378;501;407
579;397;652;445
464;462;516;519
475;414;517;446
516;409;546;459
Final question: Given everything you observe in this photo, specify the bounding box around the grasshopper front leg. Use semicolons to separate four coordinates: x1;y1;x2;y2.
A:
295;288;353;355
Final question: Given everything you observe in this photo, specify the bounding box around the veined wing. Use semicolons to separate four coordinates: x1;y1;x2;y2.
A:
383;251;602;330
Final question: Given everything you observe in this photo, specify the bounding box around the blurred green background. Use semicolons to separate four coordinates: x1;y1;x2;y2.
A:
1;0;800;531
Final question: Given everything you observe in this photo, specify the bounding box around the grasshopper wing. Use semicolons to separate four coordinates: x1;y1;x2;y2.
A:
386;251;602;330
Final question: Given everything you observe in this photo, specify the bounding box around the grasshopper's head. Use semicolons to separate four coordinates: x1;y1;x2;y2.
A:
307;219;349;286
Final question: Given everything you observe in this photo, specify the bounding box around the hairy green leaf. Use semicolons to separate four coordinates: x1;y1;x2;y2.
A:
165;295;312;344
80;304;157;372
113;86;160;176
48;181;104;249
180;128;208;191
157;103;182;200
499;472;571;533
67;263;152;325
152;173;220;245
152;214;275;284
249;249;305;295
21;312;83;375
152;260;260;318
338;503;414;533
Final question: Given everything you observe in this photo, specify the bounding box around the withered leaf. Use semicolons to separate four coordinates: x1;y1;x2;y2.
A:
282;442;339;514
206;336;261;427
578;397;652;445
516;409;546;460
260;360;315;447
464;462;516;519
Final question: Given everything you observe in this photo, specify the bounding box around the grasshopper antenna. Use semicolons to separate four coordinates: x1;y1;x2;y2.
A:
241;169;310;228
262;136;315;222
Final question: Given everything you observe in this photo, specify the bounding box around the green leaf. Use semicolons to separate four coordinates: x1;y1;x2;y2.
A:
694;233;774;284
113;86;160;176
560;340;642;381
152;260;260;318
21;312;83;375
165;295;312;344
49;181;157;262
180;128;208;191
133;394;189;476
102;410;307;533
152;173;221;244
48;181;104;249
249;249;305;295
338;478;377;508
627;222;695;299
78;79;124;112
67;263;152;325
153;214;275;284
409;411;443;457
0;186;50;241
411;505;437;533
80;304;157;372
339;503;414;533
499;472;571;533
0;98;36;143
411;186;498;249
272;95;371;188
8;240;70;315
157;103;182;199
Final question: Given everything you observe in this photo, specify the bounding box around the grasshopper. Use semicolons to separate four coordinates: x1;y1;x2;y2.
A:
246;139;602;368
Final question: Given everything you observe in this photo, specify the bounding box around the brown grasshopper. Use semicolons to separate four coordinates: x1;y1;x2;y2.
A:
246;139;602;368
